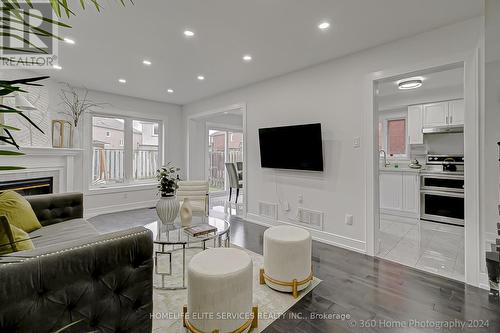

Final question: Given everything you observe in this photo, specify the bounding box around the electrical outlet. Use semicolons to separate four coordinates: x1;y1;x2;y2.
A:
345;214;353;225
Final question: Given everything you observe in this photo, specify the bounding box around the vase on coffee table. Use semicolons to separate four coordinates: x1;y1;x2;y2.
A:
156;195;179;225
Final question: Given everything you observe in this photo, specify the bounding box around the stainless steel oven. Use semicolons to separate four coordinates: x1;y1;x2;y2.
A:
420;154;465;226
420;173;464;226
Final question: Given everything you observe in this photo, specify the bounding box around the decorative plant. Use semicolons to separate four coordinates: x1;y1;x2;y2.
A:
0;76;48;170
58;83;105;128
156;163;181;197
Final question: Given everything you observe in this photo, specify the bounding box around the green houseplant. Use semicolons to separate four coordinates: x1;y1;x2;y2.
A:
155;163;181;225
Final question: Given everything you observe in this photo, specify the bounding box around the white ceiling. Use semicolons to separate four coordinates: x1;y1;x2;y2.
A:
40;0;482;105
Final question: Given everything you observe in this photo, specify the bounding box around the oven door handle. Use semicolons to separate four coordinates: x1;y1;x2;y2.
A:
420;190;464;198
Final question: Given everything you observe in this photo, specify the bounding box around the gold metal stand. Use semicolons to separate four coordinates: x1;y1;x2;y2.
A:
183;305;258;333
259;268;313;298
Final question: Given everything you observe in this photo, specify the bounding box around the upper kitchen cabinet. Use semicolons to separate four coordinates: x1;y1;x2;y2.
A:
423;102;449;127
448;99;465;125
422;99;464;127
408;105;423;144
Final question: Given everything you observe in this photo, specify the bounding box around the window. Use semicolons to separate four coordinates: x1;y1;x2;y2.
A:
91;115;162;188
378;114;407;159
387;119;406;155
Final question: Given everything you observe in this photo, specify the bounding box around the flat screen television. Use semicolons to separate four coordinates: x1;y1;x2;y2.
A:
258;123;324;171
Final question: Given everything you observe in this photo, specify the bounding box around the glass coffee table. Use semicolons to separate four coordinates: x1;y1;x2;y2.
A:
145;214;230;290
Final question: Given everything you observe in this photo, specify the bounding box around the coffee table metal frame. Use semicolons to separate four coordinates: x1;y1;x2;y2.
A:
153;218;230;290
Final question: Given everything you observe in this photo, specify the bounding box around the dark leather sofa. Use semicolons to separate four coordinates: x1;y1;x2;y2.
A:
0;192;154;333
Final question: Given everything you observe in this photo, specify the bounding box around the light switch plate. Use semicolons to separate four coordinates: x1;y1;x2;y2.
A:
353;137;361;148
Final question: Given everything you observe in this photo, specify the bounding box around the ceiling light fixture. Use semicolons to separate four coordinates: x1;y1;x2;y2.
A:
242;54;253;62
118;78;127;83
197;75;205;81
142;59;152;66
53;64;62;70
63;37;75;44
318;21;331;30
184;30;195;37
397;78;423;90
167;89;174;94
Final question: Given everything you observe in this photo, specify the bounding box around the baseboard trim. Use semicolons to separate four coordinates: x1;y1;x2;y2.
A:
84;199;157;219
246;213;366;254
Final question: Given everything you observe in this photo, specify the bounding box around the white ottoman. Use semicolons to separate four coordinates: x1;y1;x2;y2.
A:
184;248;258;333
260;225;312;298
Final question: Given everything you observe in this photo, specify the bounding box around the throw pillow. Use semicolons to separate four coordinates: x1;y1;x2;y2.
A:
0;190;42;232
0;216;34;254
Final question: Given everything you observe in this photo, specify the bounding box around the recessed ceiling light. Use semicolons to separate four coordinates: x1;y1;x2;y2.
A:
167;89;174;94
318;21;331;30
53;64;62;70
242;54;253;62
397;77;423;90
63;37;75;44
197;75;205;81
118;78;127;84
142;59;152;66
184;30;195;37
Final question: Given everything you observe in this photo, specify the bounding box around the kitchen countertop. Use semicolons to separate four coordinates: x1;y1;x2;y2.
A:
379;166;422;173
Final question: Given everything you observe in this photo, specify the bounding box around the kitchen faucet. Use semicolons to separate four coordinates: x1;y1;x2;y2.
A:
379;149;390;167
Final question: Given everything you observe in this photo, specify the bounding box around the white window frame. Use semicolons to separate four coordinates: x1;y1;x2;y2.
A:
379;111;409;160
87;112;164;192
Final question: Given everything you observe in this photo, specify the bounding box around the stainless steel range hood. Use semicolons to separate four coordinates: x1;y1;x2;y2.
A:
422;125;464;134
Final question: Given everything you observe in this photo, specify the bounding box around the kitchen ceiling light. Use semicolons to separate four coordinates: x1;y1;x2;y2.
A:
197;75;205;81
318;21;330;30
118;78;127;83
242;54;253;62
53;64;62;70
63;37;75;44
184;30;195;37
142;60;152;66
397;78;423;90
167;89;174;93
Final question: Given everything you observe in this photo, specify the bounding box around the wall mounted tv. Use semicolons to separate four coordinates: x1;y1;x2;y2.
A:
258;123;324;171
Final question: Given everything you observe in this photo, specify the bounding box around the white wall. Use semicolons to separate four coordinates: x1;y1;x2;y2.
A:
0;69;184;217
183;17;483;252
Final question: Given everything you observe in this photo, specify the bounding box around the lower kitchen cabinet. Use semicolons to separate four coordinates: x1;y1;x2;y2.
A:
379;171;420;218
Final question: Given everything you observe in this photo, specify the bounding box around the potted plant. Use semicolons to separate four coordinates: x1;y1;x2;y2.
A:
156;163;181;225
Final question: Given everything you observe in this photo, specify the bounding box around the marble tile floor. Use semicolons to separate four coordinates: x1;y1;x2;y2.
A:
376;217;465;282
90;208;500;332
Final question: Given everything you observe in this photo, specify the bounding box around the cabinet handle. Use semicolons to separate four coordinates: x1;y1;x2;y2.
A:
450;115;453;124
446;115;449;124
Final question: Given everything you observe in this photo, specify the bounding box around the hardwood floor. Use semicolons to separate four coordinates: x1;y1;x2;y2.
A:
90;210;500;332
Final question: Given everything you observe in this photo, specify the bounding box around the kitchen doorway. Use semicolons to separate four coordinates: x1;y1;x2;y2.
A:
372;63;470;282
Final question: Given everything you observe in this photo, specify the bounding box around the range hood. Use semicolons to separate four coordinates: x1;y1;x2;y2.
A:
422;125;464;134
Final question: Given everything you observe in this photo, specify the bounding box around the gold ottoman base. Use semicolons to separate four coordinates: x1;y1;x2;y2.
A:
259;268;313;298
182;305;258;333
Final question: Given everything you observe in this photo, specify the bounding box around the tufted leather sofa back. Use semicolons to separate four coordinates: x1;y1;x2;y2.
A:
26;192;84;226
0;227;154;333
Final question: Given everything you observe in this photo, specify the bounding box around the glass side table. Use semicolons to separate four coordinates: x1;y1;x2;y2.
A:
145;214;230;290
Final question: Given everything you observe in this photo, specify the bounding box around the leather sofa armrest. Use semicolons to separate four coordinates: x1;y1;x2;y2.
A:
26;192;83;226
0;226;153;333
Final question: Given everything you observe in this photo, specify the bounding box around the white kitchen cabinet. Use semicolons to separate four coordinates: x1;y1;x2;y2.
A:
423;102;449;127
379;172;402;211
448;99;465;125
379;171;420;218
402;173;419;214
407;105;423;144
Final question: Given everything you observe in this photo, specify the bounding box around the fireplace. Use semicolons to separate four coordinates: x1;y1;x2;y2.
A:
0;177;53;196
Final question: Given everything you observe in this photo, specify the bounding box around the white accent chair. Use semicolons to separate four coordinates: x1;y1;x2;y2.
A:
184;248;258;333
176;180;209;216
260;225;313;298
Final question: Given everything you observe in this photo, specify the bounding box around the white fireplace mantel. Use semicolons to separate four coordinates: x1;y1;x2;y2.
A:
0;146;83;192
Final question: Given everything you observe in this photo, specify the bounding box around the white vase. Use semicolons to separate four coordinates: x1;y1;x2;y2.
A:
156;195;179;225
180;197;193;227
71;125;80;148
